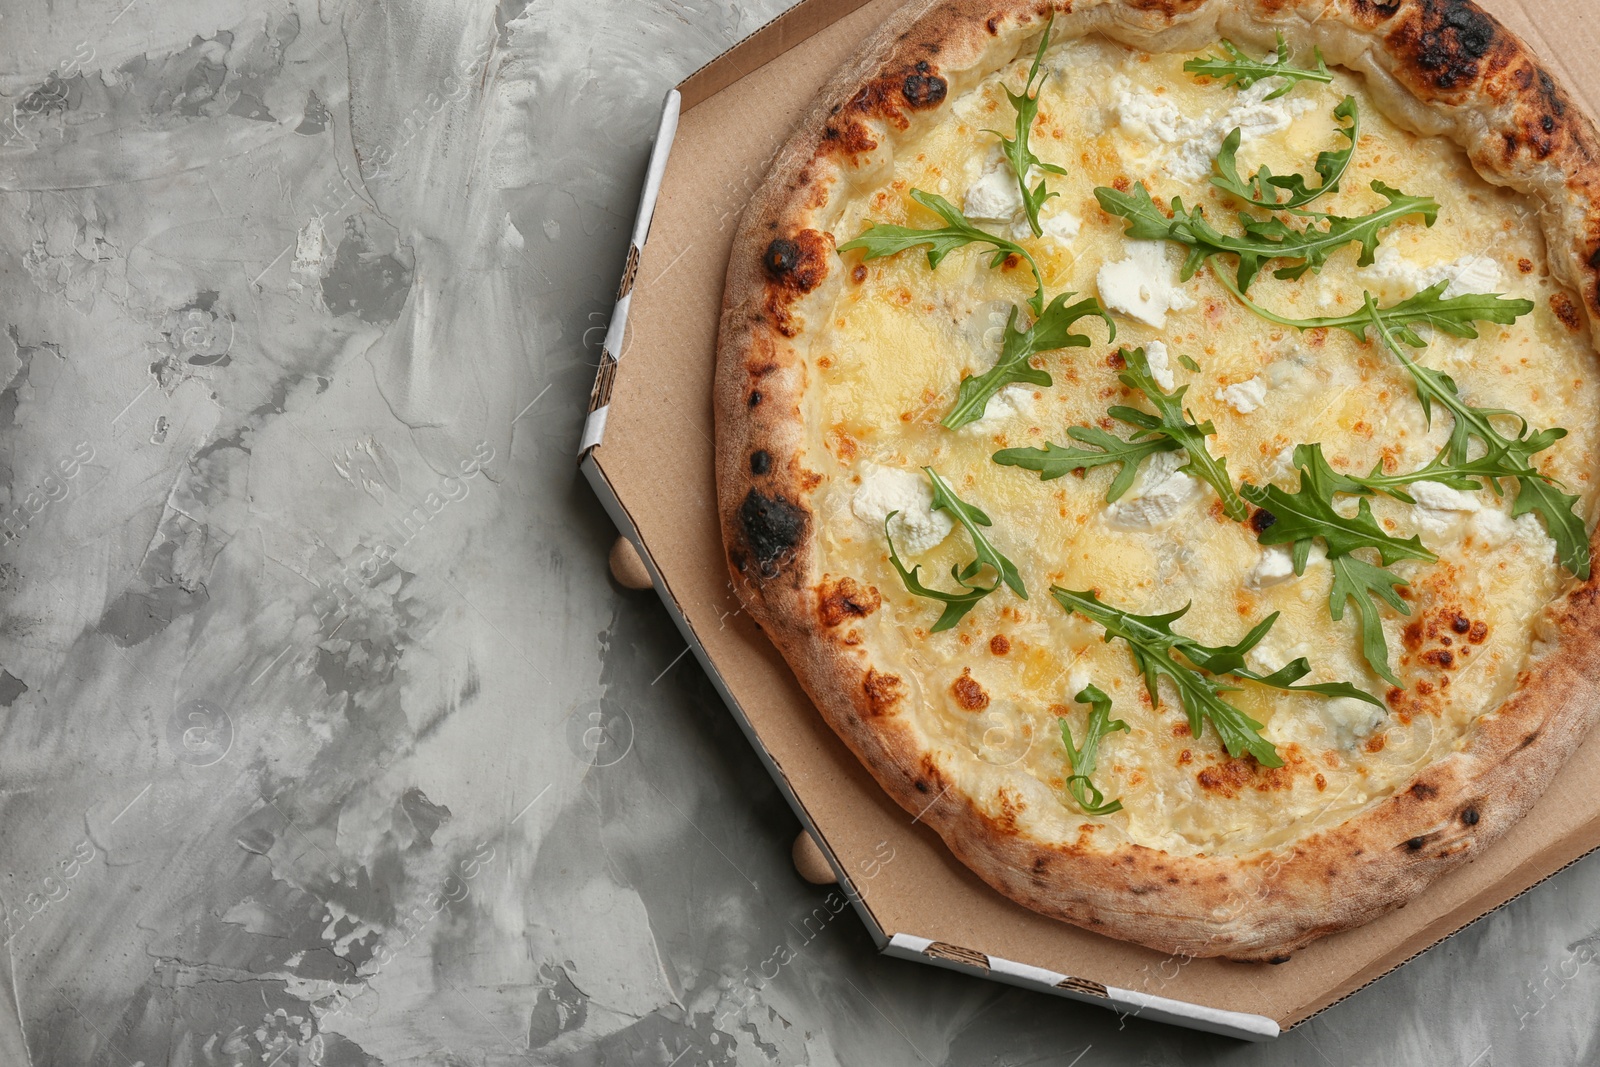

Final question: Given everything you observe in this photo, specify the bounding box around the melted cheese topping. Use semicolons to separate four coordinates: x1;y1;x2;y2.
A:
802;36;1599;856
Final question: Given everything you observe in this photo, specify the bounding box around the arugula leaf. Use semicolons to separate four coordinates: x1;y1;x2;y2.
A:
885;515;996;632
1173;610;1382;705
1060;685;1129;815
1111;346;1248;520
943;293;1115;430
838;188;1048;314
993;428;1180;502
1050;588;1284;766
1177;354;1202;372
1366;295;1590;578
1241;445;1436;567
987;14;1068;238
1212;96;1358;211
1095;180;1437;292
1211;274;1534;344
1183;33;1333;100
925;468;1028;598
1328;555;1410;688
1240;444;1433;684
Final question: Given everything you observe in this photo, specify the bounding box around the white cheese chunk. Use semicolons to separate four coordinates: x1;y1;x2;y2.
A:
1361;246;1505;300
964;162;1026;223
1097;240;1195;329
1104;449;1201;530
1469;508;1518;547
1144;340;1175;391
851;464;953;555
962;383;1037;433
1066;663;1092;698
1268;444;1300;484
1216;376;1268;415
1108;77;1315;182
1410;479;1486;534
1320;697;1387;749
1245;542;1326;591
1040;208;1081;241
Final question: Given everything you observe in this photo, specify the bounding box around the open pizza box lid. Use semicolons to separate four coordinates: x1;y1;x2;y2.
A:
578;0;1600;1039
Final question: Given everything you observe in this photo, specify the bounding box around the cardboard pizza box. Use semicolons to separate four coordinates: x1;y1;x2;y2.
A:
578;0;1600;1039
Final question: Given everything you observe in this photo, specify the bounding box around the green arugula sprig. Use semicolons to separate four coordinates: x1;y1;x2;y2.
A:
1365;295;1590;579
1209;273;1534;343
1052;589;1379;767
1183;32;1333;100
884;469;1028;632
839;189;1048;315
885;515;995;633
993;428;1180;502
1111;347;1248;520
944;293;1114;430
1095;180;1437;292
1060;685;1129;815
988;14;1067;238
1213;96;1358;212
1240;444;1436;684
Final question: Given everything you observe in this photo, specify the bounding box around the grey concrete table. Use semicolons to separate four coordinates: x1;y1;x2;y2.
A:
0;0;1594;1064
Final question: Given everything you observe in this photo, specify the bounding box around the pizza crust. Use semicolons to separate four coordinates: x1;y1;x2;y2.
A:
714;0;1600;959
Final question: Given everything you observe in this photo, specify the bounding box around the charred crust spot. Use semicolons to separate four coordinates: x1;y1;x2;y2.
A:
818;576;881;627
989;634;1011;655
748;390;763;408
1249;508;1277;535
1390;0;1503;92
1469;620;1489;643
1450;613;1471;634
750;450;771;475
986;15;1001;34
1352;0;1402;19
1410;781;1438;800
1267;955;1293;965
863;669;904;715
763;230;831;293
902;72;947;109
1519;729;1540;750
951;668;990;711
1107;351;1127;370
851;264;867;284
1404;835;1428;852
1551;292;1583;331
739;490;807;578
763;237;801;278
1462;806;1480;825
914;780;930;793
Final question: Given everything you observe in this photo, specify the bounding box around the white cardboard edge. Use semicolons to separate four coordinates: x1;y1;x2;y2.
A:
579;454;887;950
577;89;682;457
885;935;1279;1041
581;455;1282;1041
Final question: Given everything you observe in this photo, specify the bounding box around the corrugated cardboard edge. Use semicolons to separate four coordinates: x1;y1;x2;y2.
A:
678;0;880;109
580;455;890;948
885;935;1280;1040
578;90;681;458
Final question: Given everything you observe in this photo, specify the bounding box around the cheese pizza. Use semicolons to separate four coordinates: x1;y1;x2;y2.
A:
714;0;1600;958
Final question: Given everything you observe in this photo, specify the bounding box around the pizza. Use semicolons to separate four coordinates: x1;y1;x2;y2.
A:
714;0;1600;959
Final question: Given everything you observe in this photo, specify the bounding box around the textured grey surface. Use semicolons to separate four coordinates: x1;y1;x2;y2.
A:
0;0;1596;1064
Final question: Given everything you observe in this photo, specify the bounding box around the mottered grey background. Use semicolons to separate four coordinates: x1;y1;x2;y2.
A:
0;0;1594;1063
